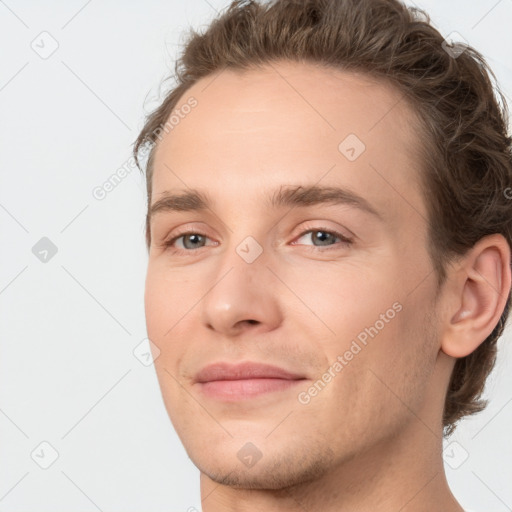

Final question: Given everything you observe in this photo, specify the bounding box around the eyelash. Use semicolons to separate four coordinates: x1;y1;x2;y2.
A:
162;227;353;254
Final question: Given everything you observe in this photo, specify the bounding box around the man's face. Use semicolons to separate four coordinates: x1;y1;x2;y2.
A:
145;61;448;488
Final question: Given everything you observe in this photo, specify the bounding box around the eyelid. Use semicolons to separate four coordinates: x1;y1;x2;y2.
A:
158;223;213;247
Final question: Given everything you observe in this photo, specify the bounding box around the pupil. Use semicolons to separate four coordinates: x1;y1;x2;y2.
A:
315;231;330;245
187;234;202;248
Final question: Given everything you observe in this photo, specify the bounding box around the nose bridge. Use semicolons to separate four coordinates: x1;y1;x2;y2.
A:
215;205;272;274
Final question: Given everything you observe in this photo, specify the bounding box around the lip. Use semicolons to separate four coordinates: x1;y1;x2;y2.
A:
194;361;307;401
195;361;305;382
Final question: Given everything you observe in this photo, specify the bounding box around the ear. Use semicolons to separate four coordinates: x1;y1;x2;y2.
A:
440;234;511;358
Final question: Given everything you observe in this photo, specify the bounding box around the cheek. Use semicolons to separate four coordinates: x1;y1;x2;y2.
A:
144;270;166;338
144;264;193;332
144;265;206;382
292;261;427;403
314;309;433;449
144;270;189;419
283;262;401;350
144;267;184;364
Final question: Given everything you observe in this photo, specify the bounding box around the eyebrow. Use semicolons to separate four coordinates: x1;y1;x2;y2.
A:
149;184;382;224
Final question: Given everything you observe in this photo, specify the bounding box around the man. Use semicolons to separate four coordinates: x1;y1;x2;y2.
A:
133;0;512;510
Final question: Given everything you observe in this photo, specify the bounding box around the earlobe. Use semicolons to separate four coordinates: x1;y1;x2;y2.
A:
441;234;511;359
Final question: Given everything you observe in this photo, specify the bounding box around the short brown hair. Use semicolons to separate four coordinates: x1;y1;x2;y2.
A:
133;0;512;436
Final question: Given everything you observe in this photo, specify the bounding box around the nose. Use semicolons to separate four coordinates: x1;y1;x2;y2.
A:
200;248;283;338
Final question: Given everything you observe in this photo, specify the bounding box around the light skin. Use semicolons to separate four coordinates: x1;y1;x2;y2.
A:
144;60;511;511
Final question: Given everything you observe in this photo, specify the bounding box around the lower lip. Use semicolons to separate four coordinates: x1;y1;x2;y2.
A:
197;378;305;401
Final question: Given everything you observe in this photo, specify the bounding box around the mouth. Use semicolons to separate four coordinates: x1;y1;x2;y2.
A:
193;361;307;401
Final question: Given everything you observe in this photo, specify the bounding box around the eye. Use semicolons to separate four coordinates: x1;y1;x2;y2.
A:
163;231;214;252
292;228;353;250
162;227;353;254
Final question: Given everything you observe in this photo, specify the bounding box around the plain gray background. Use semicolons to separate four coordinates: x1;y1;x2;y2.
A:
0;1;511;511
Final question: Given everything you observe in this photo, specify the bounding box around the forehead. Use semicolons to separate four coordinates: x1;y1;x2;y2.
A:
150;61;428;224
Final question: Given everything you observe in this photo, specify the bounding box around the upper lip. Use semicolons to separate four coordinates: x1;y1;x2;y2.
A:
194;361;306;383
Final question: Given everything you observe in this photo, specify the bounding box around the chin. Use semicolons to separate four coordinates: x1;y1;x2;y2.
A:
194;444;337;491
